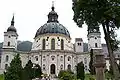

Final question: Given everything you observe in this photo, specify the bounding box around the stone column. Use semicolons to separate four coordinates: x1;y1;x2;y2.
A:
93;49;106;80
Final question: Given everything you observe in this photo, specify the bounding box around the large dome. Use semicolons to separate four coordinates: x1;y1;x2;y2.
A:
35;22;70;37
35;5;70;38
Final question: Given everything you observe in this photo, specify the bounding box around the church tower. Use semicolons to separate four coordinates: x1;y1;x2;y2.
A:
3;15;18;50
74;38;83;52
87;26;102;52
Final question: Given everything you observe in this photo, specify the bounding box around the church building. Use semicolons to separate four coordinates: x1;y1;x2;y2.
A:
0;4;119;76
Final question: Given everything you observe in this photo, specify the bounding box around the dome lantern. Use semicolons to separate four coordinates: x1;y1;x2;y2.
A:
47;2;58;23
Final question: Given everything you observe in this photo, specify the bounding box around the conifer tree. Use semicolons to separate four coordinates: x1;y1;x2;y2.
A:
23;60;34;80
4;54;23;80
34;64;42;78
76;61;85;80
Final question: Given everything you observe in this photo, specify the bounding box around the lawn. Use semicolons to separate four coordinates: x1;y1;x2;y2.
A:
0;74;4;80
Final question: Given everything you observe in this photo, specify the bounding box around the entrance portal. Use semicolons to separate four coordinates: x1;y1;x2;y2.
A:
50;64;55;74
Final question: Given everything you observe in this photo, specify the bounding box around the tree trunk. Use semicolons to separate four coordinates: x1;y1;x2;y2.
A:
102;23;120;80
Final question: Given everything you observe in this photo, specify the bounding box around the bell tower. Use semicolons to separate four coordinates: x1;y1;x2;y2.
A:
87;26;102;51
3;15;18;50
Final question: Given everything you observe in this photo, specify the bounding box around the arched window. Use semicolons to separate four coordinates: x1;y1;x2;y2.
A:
68;56;71;61
84;58;87;64
95;43;98;47
6;55;9;62
42;39;46;50
67;64;71;70
8;42;10;46
61;39;64;50
95;37;97;39
60;64;63;70
60;56;63;61
35;56;38;61
43;56;46;61
85;65;87;70
43;64;46;70
118;55;120;57
51;56;55;60
51;38;55;50
77;43;81;46
5;64;8;69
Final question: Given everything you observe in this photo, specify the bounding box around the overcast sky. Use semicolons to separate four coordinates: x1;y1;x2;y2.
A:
0;0;119;43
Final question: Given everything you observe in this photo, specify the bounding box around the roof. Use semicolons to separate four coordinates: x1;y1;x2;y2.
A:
75;38;83;41
35;5;70;38
35;22;70;38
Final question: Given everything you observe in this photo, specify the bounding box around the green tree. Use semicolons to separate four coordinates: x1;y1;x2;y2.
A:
58;70;75;80
89;49;96;75
72;0;120;79
4;54;23;80
76;61;85;80
34;64;42;78
22;60;34;80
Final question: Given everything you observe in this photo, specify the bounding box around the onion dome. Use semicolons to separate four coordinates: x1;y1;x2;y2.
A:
35;3;70;38
7;15;17;32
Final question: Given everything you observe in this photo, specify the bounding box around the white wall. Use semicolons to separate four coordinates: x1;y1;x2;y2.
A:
3;32;18;49
0;51;16;74
75;39;83;52
32;34;74;51
0;50;28;74
30;51;76;76
88;33;101;51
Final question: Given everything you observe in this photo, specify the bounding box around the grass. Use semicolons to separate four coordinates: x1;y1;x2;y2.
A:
0;74;4;80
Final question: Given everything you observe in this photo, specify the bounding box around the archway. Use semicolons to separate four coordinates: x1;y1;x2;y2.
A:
67;64;71;71
50;64;55;74
51;38;55;50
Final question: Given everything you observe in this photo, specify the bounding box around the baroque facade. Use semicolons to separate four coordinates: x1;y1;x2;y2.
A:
0;5;120;76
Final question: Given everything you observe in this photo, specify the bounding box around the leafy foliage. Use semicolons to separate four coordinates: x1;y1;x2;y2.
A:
76;61;85;80
89;49;96;75
58;70;76;80
72;0;120;28
4;54;23;80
